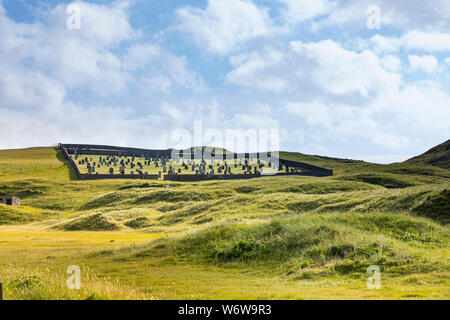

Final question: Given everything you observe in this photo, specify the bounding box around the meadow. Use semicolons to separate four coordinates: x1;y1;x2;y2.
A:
0;147;448;300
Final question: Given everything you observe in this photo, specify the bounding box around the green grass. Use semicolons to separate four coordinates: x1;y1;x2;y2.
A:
0;146;448;300
405;139;450;170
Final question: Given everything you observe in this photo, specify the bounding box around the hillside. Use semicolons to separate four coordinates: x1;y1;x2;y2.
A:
0;146;448;300
405;139;450;169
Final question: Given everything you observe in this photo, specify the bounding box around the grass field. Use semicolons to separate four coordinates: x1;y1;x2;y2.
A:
0;147;448;300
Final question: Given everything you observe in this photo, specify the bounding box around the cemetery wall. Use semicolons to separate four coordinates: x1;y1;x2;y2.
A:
275;171;331;177
165;171;330;182
61;146;82;179
276;158;333;176
78;174;159;180
61;143;173;158
164;173;262;181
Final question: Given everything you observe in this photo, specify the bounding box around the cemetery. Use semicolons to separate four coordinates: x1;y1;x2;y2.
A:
60;144;333;181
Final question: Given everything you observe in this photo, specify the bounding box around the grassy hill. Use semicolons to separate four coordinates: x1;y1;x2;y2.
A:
405;139;450;169
0;146;448;300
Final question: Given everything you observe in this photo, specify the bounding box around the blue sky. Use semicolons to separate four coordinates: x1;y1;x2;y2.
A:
0;0;449;163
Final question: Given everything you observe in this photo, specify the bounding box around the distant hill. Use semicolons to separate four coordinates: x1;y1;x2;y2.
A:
405;139;450;170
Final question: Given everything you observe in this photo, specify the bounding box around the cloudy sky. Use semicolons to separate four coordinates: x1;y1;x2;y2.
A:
0;0;449;163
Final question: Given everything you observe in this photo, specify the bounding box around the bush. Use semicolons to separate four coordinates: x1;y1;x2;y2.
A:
212;239;264;261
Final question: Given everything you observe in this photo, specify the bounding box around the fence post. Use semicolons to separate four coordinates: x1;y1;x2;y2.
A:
0;282;3;300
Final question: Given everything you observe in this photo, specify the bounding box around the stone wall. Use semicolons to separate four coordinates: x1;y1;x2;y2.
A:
164;173;262;181
78;173;159;180
61;143;173;158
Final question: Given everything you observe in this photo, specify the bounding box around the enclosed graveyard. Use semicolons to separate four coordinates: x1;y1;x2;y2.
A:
61;144;332;181
70;154;302;176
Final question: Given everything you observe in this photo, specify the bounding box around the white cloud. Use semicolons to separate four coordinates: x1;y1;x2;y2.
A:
279;79;450;153
408;55;438;73
226;40;401;101
283;101;411;151
0;1;131;95
378;81;450;131
123;44;204;93
369;34;402;53
284;101;333;130
0;1;203;98
380;55;401;72
403;31;450;51
176;0;274;55
0;1;206;149
278;0;336;24
314;0;450;32
370;31;450;53
54;1;137;46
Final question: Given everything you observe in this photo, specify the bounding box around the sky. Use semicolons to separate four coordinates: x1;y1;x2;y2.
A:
0;0;449;163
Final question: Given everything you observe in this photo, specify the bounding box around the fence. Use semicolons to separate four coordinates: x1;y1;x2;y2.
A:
0;164;65;177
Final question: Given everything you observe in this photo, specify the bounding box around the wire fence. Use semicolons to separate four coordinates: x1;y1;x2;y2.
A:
0;164;66;177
